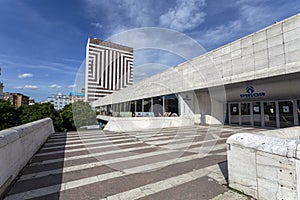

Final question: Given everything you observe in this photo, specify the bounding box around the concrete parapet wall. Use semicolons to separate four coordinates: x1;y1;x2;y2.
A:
104;117;194;132
194;114;222;125
0;118;54;196
227;127;300;199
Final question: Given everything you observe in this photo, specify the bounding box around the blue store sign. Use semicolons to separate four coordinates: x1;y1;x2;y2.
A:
240;86;266;98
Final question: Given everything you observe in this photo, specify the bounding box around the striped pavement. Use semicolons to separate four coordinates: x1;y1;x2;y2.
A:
4;125;263;200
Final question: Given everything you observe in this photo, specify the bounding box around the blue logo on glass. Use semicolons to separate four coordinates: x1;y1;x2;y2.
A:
246;86;255;94
240;86;265;98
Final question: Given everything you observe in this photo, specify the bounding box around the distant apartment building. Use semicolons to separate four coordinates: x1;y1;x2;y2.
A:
85;38;134;102
4;92;29;108
69;92;85;104
29;99;35;105
48;92;69;110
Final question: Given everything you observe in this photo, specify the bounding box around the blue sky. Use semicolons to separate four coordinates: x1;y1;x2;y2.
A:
0;0;299;101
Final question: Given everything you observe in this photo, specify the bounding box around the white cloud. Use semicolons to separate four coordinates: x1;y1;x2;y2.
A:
13;85;38;89
24;85;38;90
68;84;77;88
196;20;243;48
18;73;33;78
91;22;102;29
49;84;62;89
159;0;207;32
85;0;168;35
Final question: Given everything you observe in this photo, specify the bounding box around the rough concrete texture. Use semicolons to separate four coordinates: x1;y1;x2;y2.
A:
104;116;194;132
0;118;54;197
227;126;300;199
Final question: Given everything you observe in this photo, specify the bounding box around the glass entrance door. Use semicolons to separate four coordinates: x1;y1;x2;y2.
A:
298;100;300;126
230;103;239;125
263;102;277;128
241;103;251;126
279;101;294;128
253;102;262;126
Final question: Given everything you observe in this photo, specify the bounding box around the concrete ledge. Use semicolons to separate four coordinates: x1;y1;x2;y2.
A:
227;126;300;199
0;118;54;197
104;116;194;132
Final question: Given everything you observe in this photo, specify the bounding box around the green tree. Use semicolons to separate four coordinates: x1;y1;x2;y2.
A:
0;99;21;130
72;101;97;128
20;103;63;132
60;103;76;131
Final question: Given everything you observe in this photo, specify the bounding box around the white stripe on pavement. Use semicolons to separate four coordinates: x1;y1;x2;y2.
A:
102;165;220;200
5;153;209;200
20;149;176;181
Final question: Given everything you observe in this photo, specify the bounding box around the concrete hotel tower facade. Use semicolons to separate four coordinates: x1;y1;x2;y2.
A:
85;38;134;102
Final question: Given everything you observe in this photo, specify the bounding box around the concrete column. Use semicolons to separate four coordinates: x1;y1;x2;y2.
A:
228;103;231;125
293;100;298;126
151;98;154;112
162;96;165;114
178;92;195;117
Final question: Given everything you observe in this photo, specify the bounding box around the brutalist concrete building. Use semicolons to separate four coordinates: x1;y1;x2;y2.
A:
92;13;300;129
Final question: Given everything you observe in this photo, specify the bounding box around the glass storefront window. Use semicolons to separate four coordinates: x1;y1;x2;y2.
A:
153;96;163;117
164;94;178;117
279;101;294;128
130;101;135;114
136;99;142;112
263;102;277;128
120;103;124;112
143;98;152;112
298;100;300;126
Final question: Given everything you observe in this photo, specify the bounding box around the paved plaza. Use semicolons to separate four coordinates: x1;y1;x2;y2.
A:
4;125;264;200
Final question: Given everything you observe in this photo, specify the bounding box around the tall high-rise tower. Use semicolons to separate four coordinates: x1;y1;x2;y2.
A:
85;38;134;102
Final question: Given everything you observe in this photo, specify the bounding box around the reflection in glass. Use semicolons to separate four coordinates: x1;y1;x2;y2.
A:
263;102;277;128
153;96;163;117
164;94;178;117
130;101;135;114
230;103;239;125
143;98;152;112
279;101;294;128
298;100;300;126
241;103;251;126
136;99;142;112
253;102;261;126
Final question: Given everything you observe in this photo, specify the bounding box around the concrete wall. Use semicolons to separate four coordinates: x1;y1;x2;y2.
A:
0;118;54;197
178;92;197;116
104;117;194;132
227;127;300;199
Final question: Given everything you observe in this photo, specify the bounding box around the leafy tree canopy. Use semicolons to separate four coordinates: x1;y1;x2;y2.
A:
0;99;21;130
72;101;97;128
20;103;63;132
0;100;97;132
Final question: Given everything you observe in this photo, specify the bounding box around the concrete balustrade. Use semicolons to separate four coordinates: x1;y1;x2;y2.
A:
104;116;195;132
227;127;300;200
0;118;54;196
